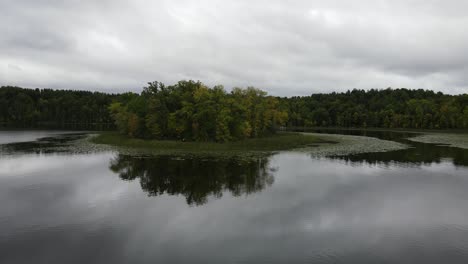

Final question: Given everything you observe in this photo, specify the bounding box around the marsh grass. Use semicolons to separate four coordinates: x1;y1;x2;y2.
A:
91;132;328;155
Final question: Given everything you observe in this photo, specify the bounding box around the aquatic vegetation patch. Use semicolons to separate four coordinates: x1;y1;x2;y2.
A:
294;133;409;157
89;132;327;158
0;133;113;156
1;131;410;159
407;133;468;149
91;131;409;158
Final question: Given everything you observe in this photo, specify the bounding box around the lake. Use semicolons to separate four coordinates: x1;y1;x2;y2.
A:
1;130;468;263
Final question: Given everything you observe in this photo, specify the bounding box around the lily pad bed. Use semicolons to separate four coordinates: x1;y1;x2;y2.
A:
407;133;468;149
86;132;410;158
294;133;409;157
0;133;114;156
1;132;411;159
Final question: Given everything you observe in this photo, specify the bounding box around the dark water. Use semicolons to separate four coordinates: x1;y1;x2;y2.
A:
1;131;468;263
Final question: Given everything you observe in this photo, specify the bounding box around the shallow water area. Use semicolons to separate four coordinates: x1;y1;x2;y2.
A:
1;130;468;263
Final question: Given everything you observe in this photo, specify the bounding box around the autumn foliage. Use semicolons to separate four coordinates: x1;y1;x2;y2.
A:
109;80;288;142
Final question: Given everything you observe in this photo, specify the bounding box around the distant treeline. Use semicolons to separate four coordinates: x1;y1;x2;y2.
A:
0;86;116;129
1;82;467;139
283;88;468;129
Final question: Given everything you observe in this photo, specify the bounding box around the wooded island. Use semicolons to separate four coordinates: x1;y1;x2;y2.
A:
1;80;467;142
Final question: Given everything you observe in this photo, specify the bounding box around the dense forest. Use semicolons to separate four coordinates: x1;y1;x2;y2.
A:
0;86;116;129
109;81;288;141
1;82;467;140
284;88;468;129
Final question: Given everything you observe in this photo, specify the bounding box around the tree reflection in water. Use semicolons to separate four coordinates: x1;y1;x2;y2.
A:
109;154;276;206
308;129;468;168
326;141;468;168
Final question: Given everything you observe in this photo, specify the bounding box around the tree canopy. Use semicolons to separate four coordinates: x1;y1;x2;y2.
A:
108;80;288;141
0;86;116;129
1;83;467;137
283;88;468;129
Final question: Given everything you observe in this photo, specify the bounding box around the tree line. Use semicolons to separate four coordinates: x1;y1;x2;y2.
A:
1;82;467;138
0;86;116;129
283;88;468;129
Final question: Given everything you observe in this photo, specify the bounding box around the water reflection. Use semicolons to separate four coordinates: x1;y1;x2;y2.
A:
332;141;468;167
109;154;276;206
309;129;468;167
2;131;468;263
0;133;89;155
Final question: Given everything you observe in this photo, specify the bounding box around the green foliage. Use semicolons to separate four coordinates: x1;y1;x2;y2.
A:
110;80;288;142
0;86;116;129
2;84;467;134
108;102;128;134
282;88;468;129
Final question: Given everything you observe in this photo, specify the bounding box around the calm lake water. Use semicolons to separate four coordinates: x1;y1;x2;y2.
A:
1;130;468;263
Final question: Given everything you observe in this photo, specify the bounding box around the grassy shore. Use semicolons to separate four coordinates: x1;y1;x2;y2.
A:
91;132;329;155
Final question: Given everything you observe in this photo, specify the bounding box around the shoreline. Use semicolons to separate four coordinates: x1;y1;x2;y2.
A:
90;131;410;157
90;132;330;156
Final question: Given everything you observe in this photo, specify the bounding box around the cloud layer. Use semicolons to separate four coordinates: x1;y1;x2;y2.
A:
1;0;468;95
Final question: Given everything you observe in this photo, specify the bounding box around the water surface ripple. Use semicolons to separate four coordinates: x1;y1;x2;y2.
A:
1;130;468;263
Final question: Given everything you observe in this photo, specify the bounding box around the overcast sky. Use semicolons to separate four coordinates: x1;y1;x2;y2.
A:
1;0;468;95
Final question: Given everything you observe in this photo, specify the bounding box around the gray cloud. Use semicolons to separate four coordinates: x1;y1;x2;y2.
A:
1;0;467;95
